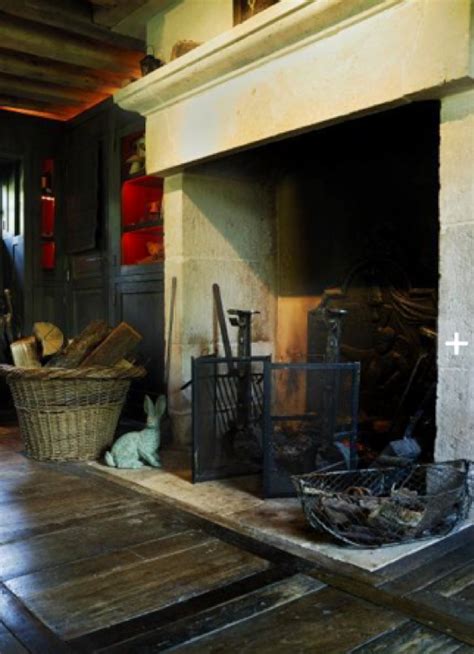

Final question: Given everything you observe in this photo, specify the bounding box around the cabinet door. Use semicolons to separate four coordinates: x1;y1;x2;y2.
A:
68;251;108;335
33;283;67;334
115;276;165;406
71;286;107;334
65;139;99;255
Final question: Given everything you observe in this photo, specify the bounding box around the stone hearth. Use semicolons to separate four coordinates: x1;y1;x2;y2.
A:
115;0;474;459
92;454;474;572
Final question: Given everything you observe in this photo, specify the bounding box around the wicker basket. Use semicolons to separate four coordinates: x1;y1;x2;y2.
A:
0;365;146;462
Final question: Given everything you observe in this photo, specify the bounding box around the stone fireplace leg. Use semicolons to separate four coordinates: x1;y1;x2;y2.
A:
436;89;474;461
163;168;276;448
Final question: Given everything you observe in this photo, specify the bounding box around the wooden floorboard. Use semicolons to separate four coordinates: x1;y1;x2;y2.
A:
307;556;474;646
0;427;472;653
0;620;29;654
69;567;290;652
0;484;128;528
349;621;469;653
0;584;71;653
96;573;324;653
383;539;474;594
165;586;406;653
426;560;474;597
374;525;474;584
9;535;270;639
0;502;189;580
0;497;147;547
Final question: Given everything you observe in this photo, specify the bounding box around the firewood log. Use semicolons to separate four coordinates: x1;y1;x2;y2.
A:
10;336;41;368
33;322;64;358
80;322;142;368
45;320;110;368
115;358;135;370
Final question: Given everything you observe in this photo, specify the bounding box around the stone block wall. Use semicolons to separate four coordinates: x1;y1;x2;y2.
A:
164;158;276;446
436;89;474;461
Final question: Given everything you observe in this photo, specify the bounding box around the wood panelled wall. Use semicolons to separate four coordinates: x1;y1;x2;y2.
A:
0;101;165;404
0;109;64;332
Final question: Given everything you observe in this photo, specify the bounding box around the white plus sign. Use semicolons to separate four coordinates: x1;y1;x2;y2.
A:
445;332;469;356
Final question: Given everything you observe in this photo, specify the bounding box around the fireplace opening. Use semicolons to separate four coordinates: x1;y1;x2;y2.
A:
274;101;440;468
184;101;440;494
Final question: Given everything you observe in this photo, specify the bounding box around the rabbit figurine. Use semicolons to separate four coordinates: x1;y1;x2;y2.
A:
104;395;165;469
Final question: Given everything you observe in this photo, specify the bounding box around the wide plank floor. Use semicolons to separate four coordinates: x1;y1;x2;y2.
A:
0;426;472;653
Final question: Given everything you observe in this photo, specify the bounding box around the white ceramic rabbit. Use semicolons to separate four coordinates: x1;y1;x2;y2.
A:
104;395;165;469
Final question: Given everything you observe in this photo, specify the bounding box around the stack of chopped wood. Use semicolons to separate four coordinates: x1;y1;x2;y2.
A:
10;321;142;369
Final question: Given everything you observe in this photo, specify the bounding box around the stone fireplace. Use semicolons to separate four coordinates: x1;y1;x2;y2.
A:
115;0;474;461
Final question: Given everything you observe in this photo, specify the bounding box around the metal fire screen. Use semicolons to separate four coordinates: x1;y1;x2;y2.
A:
263;361;360;497
192;356;360;497
192;356;268;482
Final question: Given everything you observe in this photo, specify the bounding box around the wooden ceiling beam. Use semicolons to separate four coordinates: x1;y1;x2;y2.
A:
0;74;105;107
90;0;149;28
0;49;122;93
0;94;71;119
89;0;118;6
0;0;144;51
0;12;142;74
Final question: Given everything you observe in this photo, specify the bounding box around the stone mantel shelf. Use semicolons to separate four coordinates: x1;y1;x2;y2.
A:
115;0;473;175
115;0;400;116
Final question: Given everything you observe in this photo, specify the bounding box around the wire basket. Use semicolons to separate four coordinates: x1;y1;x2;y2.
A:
1;365;146;462
292;461;471;548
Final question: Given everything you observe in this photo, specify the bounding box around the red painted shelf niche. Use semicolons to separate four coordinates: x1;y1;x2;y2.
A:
41;242;56;270
121;173;164;266
40;158;55;270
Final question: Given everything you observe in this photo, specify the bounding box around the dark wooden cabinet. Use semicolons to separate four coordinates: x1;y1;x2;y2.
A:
114;273;165;408
24;102;165;409
69;252;108;334
109;120;166;408
62;104;110;337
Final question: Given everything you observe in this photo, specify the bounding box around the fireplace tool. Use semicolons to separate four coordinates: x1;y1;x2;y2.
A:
212;283;234;372
225;308;259;451
210;284;264;461
377;326;437;466
224;308;262;461
324;307;348;364
179;284;233;391
317;307;354;470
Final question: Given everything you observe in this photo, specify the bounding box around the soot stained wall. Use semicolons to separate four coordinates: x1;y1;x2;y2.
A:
277;102;440;294
273;102;440;361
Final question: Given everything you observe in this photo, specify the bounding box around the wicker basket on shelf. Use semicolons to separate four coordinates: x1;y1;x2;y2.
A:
0;365;146;462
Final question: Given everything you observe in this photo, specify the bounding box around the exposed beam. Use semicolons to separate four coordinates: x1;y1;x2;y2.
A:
0;94;70;119
91;0;149;28
0;73;106;106
89;0;118;6
0;49;123;93
0;0;144;51
0;12;142;74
